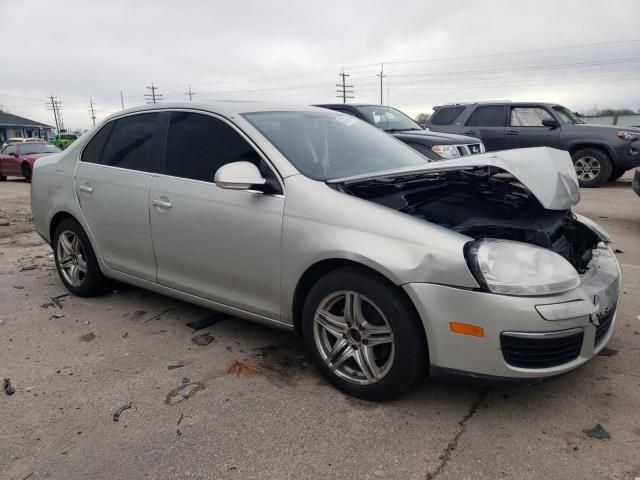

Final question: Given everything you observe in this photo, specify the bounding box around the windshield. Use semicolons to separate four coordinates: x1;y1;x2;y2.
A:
552;105;584;124
355;106;423;132
20;143;61;155
243;111;428;181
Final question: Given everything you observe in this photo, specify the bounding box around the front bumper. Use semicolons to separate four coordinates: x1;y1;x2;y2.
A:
404;245;621;379
612;139;640;170
633;168;640;197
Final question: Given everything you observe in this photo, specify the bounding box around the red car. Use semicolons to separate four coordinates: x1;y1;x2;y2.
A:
0;142;61;182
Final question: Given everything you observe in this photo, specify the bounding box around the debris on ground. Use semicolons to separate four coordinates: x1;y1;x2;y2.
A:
165;382;204;405
185;312;229;331
40;301;55;308
144;308;172;323
49;313;65;320
134;310;147;317
0;218;10;226
122;332;129;339
614;248;624;254
583;424;610;439
181;376;190;384
112;402;133;422
167;364;184;370
177;413;184;425
191;333;214;346
598;347;619;357
227;360;261;377
79;332;96;342
13;285;24;289
49;293;69;309
20;266;37;271
3;378;16;395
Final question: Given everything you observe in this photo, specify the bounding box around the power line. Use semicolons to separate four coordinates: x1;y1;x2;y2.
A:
144;82;162;104
46;95;63;132
336;70;354;104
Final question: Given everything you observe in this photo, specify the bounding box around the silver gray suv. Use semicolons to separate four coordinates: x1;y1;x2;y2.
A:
30;102;621;399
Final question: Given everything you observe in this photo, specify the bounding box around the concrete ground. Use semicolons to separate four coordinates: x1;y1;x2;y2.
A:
0;172;639;480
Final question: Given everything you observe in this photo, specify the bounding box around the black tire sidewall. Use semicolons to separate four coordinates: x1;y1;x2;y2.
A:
572;148;612;188
301;267;427;400
21;163;32;182
53;218;109;297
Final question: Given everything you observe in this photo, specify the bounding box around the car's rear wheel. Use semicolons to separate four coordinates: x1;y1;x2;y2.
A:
608;167;626;182
53;218;110;297
302;267;427;400
0;175;6;181
21;163;32;182
571;148;612;188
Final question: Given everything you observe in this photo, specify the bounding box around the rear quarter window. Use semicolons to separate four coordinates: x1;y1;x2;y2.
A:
430;106;465;125
81;122;115;165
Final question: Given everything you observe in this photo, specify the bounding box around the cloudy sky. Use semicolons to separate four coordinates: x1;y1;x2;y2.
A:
1;0;639;130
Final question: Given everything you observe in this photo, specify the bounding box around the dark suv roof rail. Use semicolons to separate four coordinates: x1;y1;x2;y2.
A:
438;100;512;108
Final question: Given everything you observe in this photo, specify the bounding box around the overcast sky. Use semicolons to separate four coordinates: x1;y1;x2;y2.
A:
1;0;639;130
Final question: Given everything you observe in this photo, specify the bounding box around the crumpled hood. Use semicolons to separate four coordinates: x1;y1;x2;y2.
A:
328;147;580;210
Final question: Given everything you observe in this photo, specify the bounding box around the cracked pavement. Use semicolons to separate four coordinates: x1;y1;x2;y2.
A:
1;173;639;479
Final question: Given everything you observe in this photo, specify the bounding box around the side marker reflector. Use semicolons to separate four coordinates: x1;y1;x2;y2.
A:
449;322;484;337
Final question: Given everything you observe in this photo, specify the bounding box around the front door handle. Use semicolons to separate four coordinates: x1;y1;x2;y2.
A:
79;184;93;193
506;130;520;136
151;198;172;209
463;130;477;135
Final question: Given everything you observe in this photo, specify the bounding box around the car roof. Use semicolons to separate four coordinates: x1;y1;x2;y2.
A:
103;101;325;123
435;101;558;108
315;103;387;109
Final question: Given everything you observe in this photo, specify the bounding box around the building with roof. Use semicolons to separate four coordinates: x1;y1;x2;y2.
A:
0;112;54;143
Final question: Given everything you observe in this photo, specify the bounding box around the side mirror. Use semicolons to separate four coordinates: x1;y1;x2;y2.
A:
214;161;266;191
542;118;559;129
9;152;17;157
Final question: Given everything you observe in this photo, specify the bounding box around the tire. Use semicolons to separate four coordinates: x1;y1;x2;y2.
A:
21;163;32;183
571;148;612;188
0;175;6;181
608;167;626;182
53;218;110;297
302;267;427;400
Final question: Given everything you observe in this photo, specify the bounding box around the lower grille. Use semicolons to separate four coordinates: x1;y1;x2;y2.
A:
501;329;583;369
594;308;615;346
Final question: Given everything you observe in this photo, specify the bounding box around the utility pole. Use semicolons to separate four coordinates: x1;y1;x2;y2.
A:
336;69;354;104
145;82;162;104
120;91;125;109
46;95;63;133
376;63;386;105
185;84;197;102
88;97;96;126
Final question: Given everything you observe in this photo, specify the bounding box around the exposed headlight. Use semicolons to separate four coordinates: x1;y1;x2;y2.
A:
574;213;611;243
431;144;461;159
616;130;639;141
465;239;580;296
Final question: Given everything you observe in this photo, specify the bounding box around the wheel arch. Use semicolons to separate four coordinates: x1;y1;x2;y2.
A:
49;211;78;246
290;258;423;337
567;141;614;160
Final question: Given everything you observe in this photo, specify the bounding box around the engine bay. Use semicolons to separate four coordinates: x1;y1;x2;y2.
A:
334;167;600;273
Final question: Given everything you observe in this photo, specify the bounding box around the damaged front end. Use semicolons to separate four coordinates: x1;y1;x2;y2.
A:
329;147;604;277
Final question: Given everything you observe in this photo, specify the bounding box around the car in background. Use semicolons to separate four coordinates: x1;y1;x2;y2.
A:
25;137;45;143
633;168;640;197
52;133;78;150
30;102;620;399
0;142;61;181
1;137;27;149
426;101;640;187
316;104;484;161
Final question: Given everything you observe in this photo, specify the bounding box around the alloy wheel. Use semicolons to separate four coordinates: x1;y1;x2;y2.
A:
56;230;88;287
313;290;395;385
574;156;601;182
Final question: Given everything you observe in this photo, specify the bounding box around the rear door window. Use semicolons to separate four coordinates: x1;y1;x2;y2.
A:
466;106;506;127
510;107;553;127
81;122;115;165
101;113;159;172
430;106;464;125
163;112;262;183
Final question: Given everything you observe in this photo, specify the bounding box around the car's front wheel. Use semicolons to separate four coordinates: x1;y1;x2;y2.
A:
53;218;110;297
302;267;427;400
571;148;612;188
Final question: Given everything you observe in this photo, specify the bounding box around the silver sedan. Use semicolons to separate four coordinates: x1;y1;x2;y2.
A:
30;102;621;399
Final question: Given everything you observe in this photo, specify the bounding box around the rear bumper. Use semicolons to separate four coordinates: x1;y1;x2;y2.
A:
404;245;621;380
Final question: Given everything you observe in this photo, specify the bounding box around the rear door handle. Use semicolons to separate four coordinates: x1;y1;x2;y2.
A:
506;130;520;136
151;198;172;209
79;184;93;193
463;130;477;135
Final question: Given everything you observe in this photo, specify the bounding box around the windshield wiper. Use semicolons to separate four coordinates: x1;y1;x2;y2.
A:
384;128;423;133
